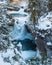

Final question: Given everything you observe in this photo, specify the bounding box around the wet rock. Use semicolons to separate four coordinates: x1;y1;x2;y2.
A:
47;42;52;57
21;6;24;8
47;45;52;50
0;25;9;35
6;14;12;19
25;24;32;33
45;33;52;42
46;25;50;27
7;6;20;11
9;0;23;6
36;35;47;56
49;1;52;11
24;9;30;13
7;19;15;26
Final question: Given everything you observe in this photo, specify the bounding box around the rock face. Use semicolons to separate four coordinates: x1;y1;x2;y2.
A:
34;12;52;57
9;0;22;4
36;36;47;55
49;0;52;11
9;0;28;7
7;19;15;26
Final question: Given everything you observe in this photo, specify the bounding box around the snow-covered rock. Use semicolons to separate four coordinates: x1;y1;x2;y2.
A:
47;42;52;46
36;12;52;30
0;0;8;5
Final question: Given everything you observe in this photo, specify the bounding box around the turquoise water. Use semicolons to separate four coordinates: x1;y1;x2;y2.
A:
10;13;27;17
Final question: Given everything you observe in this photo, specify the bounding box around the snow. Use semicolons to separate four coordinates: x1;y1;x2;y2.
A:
7;9;28;16
2;49;15;58
0;53;11;65
47;42;52;46
0;48;21;65
21;50;37;60
14;62;19;65
0;0;7;5
0;62;11;65
36;12;52;30
7;8;30;25
17;42;22;49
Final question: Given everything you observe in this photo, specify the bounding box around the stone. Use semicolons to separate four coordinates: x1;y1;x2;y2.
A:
7;19;15;26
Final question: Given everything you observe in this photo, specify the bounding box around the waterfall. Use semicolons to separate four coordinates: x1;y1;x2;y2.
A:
8;0;38;60
10;20;34;41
